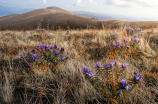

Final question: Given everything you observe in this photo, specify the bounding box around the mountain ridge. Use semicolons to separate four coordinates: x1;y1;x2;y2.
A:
0;6;106;30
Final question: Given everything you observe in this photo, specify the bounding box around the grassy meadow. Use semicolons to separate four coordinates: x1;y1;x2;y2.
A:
0;27;158;104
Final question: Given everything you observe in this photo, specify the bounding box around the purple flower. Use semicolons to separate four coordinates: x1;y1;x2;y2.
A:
95;62;101;68
122;79;126;87
49;48;52;52
55;50;60;55
32;49;36;53
21;63;24;67
39;54;43;58
131;28;134;31
119;89;122;94
40;44;45;49
134;38;138;42
61;57;65;61
131;37;134;41
88;71;94;77
32;54;37;61
54;44;57;48
104;64;109;68
20;54;24;58
121;79;130;90
82;67;93;77
134;74;142;83
126;27;130;30
61;47;64;52
122;63;127;68
107;47;110;50
134;34;138;38
36;45;39;48
26;51;30;55
65;55;69;60
29;63;33;67
117;42;122;49
137;28;141;31
124;37;128;43
46;48;51;52
109;61;117;67
47;34;50;38
153;44;156;47
125;84;130;90
50;46;55;49
112;43;116;47
45;45;48;49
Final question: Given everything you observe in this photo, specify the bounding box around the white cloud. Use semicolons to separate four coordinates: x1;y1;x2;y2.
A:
104;0;158;8
74;0;84;6
89;0;97;5
43;0;47;4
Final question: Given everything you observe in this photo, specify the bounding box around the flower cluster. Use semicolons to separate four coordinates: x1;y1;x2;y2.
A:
109;61;117;67
135;28;142;31
122;79;130;90
20;44;69;69
131;37;140;43
124;37;128;44
94;61;119;69
111;42;122;49
82;67;94;77
119;79;130;93
134;74;142;84
126;27;134;31
32;54;37;61
126;27;142;31
117;43;121;49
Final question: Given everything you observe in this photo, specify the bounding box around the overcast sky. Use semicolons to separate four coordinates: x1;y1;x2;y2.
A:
1;0;158;18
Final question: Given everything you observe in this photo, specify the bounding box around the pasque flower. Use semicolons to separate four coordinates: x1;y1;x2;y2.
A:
32;54;37;61
39;54;43;58
40;44;45;49
61;47;64;52
109;61;117;67
20;54;24;58
82;67;93;77
153;44;156;47
95;62;101;68
112;43;116;47
54;44;57;48
117;42;121;49
122;63;127;68
29;63;33;67
121;79;130;90
65;55;69;60
61;56;65;61
104;64;109;68
55;50;60;55
134;74;142;83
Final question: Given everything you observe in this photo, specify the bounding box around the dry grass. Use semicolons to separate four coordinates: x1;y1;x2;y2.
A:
0;28;158;104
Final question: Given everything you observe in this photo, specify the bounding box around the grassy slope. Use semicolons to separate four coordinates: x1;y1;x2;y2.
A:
0;28;158;103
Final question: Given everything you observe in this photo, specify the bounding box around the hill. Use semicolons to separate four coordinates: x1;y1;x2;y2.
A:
0;7;105;30
1;6;158;30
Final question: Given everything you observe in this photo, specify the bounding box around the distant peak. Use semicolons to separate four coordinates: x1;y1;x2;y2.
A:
46;6;60;9
45;6;69;13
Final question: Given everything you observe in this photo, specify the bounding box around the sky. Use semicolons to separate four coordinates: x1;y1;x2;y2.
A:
0;0;158;19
